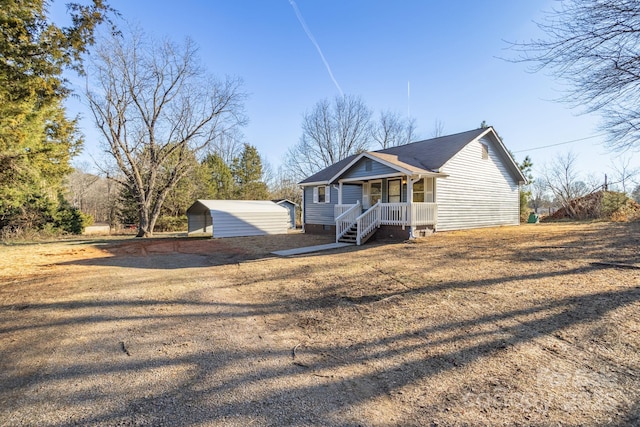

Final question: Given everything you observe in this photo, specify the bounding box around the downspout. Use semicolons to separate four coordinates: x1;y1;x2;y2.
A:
301;186;305;233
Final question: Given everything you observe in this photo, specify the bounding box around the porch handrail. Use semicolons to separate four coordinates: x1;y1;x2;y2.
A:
335;201;361;242
335;203;358;218
356;202;381;245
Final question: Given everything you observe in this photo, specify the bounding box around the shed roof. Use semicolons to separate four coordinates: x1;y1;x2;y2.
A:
273;199;299;207
187;200;288;214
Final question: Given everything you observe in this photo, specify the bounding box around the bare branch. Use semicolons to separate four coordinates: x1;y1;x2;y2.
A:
507;0;640;151
86;28;246;236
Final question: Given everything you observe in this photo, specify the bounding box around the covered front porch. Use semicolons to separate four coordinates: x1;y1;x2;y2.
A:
333;175;439;245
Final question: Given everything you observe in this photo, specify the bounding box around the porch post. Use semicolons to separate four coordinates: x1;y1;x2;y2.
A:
338;181;343;205
407;175;413;229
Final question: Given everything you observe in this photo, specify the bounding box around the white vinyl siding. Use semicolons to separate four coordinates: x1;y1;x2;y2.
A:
187;200;289;237
211;211;288;238
436;137;520;231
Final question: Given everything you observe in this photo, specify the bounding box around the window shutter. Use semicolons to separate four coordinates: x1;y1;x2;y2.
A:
325;186;331;203
313;187;319;203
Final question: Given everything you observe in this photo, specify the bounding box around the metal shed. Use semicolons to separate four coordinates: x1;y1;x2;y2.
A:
274;199;298;229
186;200;290;238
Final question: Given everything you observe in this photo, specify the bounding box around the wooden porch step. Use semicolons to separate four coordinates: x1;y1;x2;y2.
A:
338;226;358;243
339;231;357;243
338;226;377;245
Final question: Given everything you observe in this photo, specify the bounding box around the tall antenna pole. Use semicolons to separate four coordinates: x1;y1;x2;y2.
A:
407;81;411;119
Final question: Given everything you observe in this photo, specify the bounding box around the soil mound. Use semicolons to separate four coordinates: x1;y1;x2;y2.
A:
544;190;640;222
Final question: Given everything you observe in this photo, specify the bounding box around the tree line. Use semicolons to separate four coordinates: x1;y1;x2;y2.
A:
66;143;280;232
3;0;640;238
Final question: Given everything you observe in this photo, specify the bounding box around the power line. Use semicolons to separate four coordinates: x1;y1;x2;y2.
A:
512;133;608;154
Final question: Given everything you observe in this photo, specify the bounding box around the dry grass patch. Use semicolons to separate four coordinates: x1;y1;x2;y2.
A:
0;222;639;426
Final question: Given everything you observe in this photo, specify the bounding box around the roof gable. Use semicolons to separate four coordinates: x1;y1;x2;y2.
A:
379;128;487;171
298;155;358;185
298;127;527;185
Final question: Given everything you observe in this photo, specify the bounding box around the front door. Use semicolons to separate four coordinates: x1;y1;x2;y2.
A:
364;181;382;209
388;179;401;203
362;181;382;209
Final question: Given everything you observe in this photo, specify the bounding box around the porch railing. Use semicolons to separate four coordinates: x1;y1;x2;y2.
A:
335;203;358;218
380;203;409;227
356;202;381;245
411;202;437;225
334;202;437;245
335;201;361;242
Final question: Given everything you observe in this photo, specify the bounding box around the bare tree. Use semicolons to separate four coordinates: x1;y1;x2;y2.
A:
542;152;594;218
529;179;552;213
431;119;445;138
270;165;302;205
209;127;245;165
609;157;639;195
86;29;246;237
632;184;640;203
372;111;417;149
286;95;372;180
510;0;640;151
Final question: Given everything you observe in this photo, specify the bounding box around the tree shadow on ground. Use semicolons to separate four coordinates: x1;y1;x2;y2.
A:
1;261;639;425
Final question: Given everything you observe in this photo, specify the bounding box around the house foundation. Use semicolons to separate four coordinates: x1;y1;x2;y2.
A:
304;224;336;235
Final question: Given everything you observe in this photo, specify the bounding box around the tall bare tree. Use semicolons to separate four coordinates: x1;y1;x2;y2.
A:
286;95;372;180
431;119;445;138
511;0;640;151
609;157;639;195
209;127;245;165
543;152;594;218
372;111;417;149
86;29;246;237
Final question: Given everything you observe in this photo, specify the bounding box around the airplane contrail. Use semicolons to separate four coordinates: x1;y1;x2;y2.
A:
288;0;344;97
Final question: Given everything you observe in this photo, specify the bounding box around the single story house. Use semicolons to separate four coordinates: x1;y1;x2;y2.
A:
298;127;527;244
187;200;290;238
273;199;299;229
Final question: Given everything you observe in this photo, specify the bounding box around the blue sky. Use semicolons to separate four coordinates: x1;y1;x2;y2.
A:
55;0;639;187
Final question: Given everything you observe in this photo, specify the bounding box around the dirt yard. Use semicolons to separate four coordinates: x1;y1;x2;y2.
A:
1;223;639;426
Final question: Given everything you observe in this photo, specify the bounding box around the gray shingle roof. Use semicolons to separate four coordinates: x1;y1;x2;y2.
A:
378;128;487;171
299;154;359;184
299;127;520;184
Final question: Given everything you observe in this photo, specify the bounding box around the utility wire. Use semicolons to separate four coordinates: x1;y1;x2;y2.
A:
512;133;607;154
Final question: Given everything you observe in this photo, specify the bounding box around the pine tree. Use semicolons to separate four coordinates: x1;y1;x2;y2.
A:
232;144;268;200
0;0;113;231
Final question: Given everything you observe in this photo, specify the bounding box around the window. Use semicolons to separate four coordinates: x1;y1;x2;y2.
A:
388;179;401;203
365;159;373;171
481;143;489;160
424;177;434;202
318;186;326;203
370;181;382;205
412;179;424;202
313;186;331;203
